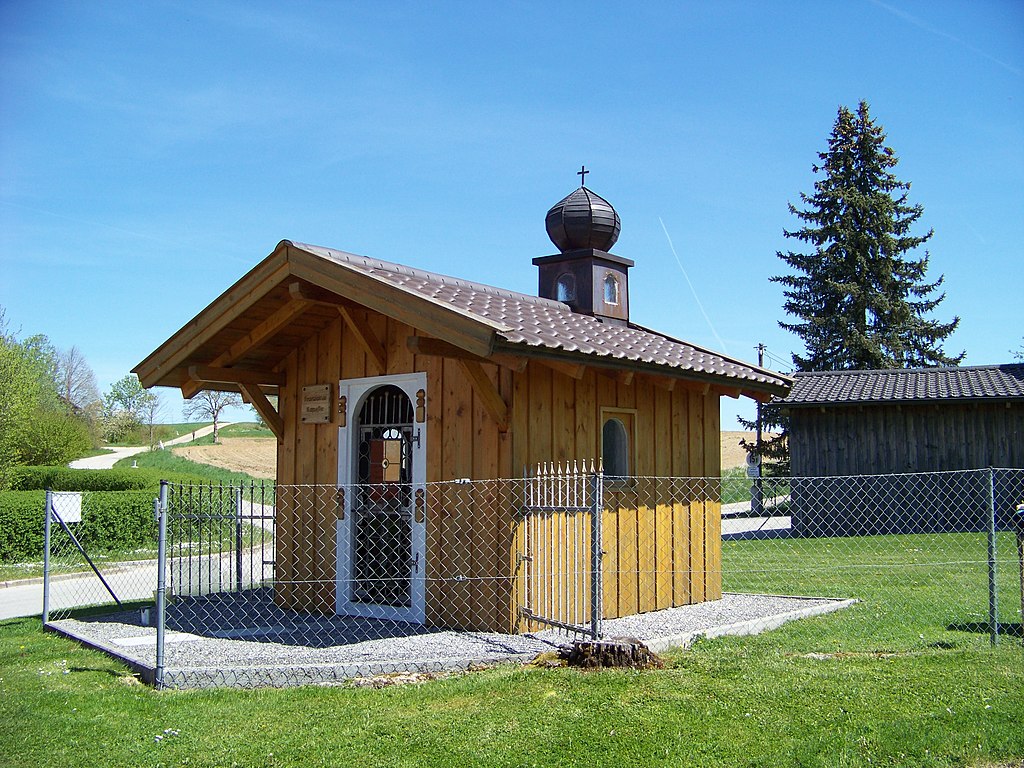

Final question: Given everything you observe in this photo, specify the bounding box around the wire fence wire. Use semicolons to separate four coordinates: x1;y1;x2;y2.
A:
40;467;1024;689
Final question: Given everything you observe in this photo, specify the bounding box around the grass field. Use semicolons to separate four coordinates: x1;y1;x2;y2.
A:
185;422;275;446
113;443;266;486
3;532;1023;766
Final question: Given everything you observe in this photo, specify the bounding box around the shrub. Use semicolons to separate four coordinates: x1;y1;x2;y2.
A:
9;466;160;492
21;410;92;467
0;490;157;563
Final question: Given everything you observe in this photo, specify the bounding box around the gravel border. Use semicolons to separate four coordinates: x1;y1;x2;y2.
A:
46;591;855;689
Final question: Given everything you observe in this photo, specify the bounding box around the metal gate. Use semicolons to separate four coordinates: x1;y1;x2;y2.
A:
519;463;604;638
165;482;276;598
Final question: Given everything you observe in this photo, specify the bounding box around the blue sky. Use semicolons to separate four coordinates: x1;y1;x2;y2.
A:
2;0;1022;429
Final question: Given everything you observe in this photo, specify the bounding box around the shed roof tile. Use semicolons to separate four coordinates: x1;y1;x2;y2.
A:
781;365;1024;405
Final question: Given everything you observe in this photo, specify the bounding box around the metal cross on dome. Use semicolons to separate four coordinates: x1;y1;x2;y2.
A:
577;165;589;187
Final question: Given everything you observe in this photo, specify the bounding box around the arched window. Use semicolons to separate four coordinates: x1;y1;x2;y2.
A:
603;273;619;305
555;273;576;303
602;418;630;478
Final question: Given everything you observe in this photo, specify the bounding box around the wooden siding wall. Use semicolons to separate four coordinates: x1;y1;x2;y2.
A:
511;366;722;632
274;311;513;625
273;308;722;632
790;402;1024;477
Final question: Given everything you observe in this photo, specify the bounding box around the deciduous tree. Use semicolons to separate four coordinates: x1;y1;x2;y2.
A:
183;390;242;443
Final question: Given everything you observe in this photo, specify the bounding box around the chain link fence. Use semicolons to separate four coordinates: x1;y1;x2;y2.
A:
40;467;1024;689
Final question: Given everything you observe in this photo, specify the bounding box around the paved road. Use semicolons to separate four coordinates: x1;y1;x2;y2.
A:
1;423;239;621
0;545;274;622
68;423;230;470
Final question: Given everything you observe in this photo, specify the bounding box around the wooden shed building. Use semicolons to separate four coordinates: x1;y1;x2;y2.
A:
135;183;790;632
782;365;1024;535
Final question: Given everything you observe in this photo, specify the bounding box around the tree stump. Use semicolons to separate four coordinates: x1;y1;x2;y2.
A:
566;638;664;669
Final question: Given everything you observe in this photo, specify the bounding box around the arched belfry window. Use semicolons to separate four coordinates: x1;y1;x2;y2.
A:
602;418;630;478
556;273;576;303
603;273;619;305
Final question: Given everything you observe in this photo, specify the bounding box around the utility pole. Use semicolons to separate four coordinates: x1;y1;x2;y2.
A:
751;343;767;516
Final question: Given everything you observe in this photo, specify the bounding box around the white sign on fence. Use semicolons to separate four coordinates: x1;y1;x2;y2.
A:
52;491;83;523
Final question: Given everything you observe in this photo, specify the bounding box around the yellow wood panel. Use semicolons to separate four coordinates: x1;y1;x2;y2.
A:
527;363;553;467
653;386;674;610
442;358;474;627
312;318;341;611
670;388;691;605
704;393;723;600
387;319;415;376
573;370;597;466
422;353;445;626
633;378;656;613
274;351;298;607
471;364;500;630
687;391;706;601
551;370;575;462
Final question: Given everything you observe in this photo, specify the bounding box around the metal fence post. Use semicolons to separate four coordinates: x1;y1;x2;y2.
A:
589;470;604;641
155;481;169;689
235;486;244;594
43;490;52;624
986;467;999;647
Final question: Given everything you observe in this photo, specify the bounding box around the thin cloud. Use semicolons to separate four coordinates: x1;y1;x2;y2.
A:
869;0;1023;78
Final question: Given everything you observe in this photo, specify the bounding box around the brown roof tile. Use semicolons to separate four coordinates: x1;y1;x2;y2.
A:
298;243;790;392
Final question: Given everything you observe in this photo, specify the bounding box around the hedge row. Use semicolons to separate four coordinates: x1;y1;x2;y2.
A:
0;490;158;563
8;465;222;493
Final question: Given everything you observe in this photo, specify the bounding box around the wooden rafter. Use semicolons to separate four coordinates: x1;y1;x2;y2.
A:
540;359;585;380
406;335;527;373
458;359;509;432
239;383;284;442
181;298;311;399
216;299;312;369
639;373;676;392
187;365;285;387
288;281;346;306
337;305;386;374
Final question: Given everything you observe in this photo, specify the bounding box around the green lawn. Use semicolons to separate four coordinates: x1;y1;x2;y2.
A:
2;532;1023;766
1;614;1021;768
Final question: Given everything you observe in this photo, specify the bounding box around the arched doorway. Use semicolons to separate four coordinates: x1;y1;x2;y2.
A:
336;373;427;622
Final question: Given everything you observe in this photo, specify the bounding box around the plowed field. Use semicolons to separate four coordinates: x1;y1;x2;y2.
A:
173;437;277;479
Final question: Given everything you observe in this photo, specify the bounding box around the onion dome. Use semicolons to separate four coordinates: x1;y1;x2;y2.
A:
545;186;621;253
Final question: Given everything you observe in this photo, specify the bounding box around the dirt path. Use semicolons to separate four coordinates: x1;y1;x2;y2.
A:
173;437;277;479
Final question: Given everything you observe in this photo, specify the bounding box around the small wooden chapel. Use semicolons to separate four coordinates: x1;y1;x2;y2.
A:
135;178;791;633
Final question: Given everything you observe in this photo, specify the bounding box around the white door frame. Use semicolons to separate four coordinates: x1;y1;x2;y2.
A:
336;372;426;623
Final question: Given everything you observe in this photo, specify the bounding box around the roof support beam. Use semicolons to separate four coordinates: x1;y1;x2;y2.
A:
639;373;676;392
187;365;285;387
407;336;527;373
239;383;284;443
288;281;347;306
458;360;509;433
181;298;311;399
540;359;586;380
338;306;386;374
217;299;312;369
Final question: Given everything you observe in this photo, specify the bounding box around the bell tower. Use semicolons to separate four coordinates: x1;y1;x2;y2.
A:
534;170;632;323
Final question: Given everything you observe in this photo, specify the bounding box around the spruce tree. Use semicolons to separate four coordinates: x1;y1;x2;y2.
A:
773;101;963;371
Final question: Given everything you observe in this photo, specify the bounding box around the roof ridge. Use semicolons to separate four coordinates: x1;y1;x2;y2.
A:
793;364;1023;377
